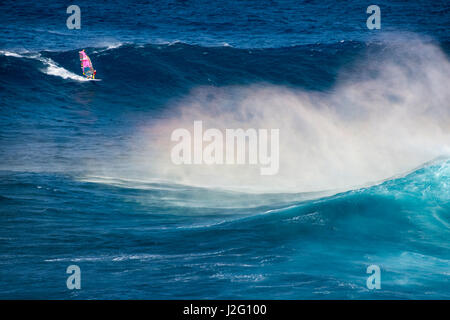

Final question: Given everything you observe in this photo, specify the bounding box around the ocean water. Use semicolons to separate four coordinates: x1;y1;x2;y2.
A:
0;0;449;299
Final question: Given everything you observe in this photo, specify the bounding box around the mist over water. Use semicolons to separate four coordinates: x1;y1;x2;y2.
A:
122;37;450;192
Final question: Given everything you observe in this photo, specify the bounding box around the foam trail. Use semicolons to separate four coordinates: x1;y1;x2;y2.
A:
34;54;88;81
122;36;450;193
1;50;88;81
0;50;23;58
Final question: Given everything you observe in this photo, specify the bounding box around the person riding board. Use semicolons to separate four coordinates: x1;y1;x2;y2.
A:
79;49;96;79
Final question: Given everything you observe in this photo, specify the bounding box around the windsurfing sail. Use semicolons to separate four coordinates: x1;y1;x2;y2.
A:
79;50;96;79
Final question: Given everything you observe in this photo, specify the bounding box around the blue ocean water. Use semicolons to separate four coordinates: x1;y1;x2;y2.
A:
0;0;449;299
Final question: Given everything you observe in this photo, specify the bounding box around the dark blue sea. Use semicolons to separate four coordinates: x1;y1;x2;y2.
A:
0;0;449;299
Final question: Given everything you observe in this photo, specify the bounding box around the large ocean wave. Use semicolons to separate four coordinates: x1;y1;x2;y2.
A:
0;33;449;298
1;37;450;193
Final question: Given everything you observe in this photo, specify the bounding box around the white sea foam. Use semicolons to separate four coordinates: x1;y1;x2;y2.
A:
35;55;88;81
1;50;88;81
93;41;124;54
0;50;23;58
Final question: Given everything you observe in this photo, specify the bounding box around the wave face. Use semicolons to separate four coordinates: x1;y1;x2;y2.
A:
0;159;449;299
1;0;450;299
